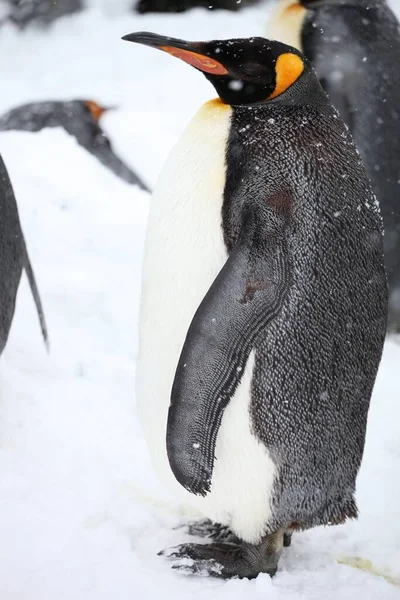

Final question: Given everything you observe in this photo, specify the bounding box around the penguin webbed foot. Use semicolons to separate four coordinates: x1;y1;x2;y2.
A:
159;531;283;579
283;531;292;547
180;518;239;543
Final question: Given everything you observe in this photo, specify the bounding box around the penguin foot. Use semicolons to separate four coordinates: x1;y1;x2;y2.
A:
158;529;284;579
283;531;293;547
179;518;239;543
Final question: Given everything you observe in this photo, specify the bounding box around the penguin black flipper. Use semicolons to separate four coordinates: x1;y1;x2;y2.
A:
167;204;291;497
0;156;49;350
22;238;49;350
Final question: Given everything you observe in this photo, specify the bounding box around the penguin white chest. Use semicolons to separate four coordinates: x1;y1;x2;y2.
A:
136;100;275;544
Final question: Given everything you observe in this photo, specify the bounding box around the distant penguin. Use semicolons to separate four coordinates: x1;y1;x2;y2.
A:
123;32;387;579
134;0;257;14
0;155;48;352
267;0;400;333
1;0;82;28
0;100;149;191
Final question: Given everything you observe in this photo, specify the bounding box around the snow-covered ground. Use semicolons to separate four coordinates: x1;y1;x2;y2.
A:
0;1;399;598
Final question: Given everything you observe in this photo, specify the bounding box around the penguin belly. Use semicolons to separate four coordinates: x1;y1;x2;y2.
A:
266;0;306;52
136;100;276;544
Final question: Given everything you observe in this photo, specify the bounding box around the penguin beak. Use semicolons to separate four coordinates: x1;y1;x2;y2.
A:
122;31;228;75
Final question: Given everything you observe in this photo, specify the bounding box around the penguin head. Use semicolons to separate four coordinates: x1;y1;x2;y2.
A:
81;100;115;123
122;32;307;105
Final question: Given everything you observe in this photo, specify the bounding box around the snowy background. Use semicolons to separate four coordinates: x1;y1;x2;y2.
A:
0;0;399;598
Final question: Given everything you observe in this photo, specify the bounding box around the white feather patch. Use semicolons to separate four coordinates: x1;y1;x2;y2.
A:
136;99;276;543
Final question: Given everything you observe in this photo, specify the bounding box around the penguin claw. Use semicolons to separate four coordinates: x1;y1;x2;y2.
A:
283;532;293;547
160;541;241;560
171;558;226;578
159;542;242;578
158;540;278;579
180;518;239;543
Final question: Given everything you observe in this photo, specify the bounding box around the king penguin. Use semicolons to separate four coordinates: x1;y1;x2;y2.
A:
123;32;387;579
267;0;400;333
4;0;82;28
0;155;48;352
0;100;149;191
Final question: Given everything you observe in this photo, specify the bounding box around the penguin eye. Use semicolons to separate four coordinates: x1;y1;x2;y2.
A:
239;62;272;82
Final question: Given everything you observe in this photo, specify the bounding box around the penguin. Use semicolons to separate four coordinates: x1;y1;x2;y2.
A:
267;0;400;333
0;155;48;352
0;100;149;191
134;0;257;14
2;0;82;28
123;32;387;579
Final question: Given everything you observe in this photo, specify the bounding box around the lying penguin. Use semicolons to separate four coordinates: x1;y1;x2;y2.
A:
0;100;149;191
0;155;48;353
267;0;400;333
123;33;387;579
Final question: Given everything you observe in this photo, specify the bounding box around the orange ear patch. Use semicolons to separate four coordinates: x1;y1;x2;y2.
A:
285;1;303;15
84;100;107;122
160;46;228;75
268;53;304;99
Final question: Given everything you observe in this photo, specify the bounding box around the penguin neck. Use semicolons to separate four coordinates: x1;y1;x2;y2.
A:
204;73;330;111
266;71;330;109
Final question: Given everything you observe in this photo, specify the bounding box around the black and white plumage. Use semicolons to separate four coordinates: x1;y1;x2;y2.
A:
269;0;400;332
123;33;387;578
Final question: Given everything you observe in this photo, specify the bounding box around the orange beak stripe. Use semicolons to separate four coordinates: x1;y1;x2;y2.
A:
160;46;228;75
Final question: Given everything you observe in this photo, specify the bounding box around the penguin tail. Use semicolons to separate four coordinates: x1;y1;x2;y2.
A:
22;238;49;351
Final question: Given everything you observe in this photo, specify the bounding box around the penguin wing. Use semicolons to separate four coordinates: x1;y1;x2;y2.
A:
166;204;291;496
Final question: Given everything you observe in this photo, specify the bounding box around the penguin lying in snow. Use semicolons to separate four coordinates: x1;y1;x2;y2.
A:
123;32;387;579
267;0;400;333
0;100;149;192
0;155;48;353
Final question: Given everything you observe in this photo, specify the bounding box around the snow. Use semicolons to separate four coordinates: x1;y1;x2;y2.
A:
0;2;399;599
